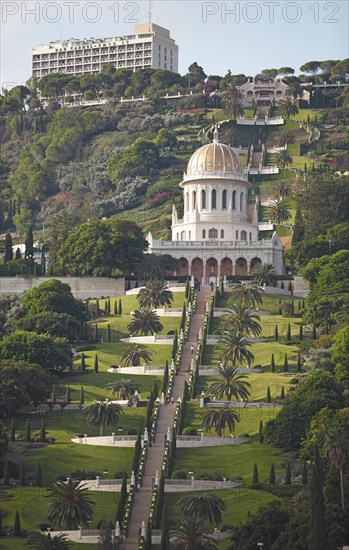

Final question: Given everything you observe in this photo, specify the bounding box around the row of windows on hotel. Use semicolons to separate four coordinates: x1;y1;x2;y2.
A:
185;189;247;212
176;229;253;241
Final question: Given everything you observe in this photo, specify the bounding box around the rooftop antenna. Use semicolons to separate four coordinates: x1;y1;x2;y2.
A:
148;0;153;23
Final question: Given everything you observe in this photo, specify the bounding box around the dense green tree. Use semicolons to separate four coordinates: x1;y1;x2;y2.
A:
310;442;326;550
108;138;159;182
58;218;147;276
47;479;94;529
207;365;251;401
331;326;349;385
187;62;207;85
83;400;124;436
22;280;87;321
0;331;72;372
323;425;348;512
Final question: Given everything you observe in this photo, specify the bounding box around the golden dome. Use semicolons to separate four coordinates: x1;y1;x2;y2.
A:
186;131;243;177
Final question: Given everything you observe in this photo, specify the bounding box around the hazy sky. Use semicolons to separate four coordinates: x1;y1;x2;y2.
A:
1;0;348;88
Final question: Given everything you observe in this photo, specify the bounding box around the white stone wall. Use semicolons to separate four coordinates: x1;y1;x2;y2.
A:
0;277;125;299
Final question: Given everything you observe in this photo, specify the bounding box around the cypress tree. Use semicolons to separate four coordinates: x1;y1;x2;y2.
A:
299;324;303;340
66;386;71;404
298;300;301;312
13;511;21;536
266;386;271;403
79;386;85;406
107;298;111;315
252;463;259;484
152;381;159;400
116;471;127;523
94;354;99;373
278;304;283;315
40;420;46;442
19;462;25;486
184;380;190;402
96;299;100;315
114;300;117;315
51;385;56;403
154;472;165;529
36;463;42;487
185;278;189;298
312;324;317;340
291;299;295;313
297;352;302;373
280;386;285;399
145;520;152;550
94;324;99;341
3;460;9;485
25;419;31;442
10;418;15;442
258;420;264;443
286;323;291;341
280;281;285;289
4;233;13;262
269;463;276;485
15;247;21;260
160;504;170;550
310;442;325;550
302;461;308;485
270;353;275;373
40;248;46;276
285;462;291;485
283;353;288;372
118;299;122;315
81;353;86;371
107;324;111;342
274;325;278;342
162;361;169;394
288;281;293;295
132;431;142;479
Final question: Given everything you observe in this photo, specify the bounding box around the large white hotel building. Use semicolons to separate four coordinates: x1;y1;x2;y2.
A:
32;23;178;79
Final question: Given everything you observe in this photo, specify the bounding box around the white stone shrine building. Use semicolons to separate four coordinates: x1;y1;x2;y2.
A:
148;131;284;283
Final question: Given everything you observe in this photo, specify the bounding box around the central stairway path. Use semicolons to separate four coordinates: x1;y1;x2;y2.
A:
123;288;212;549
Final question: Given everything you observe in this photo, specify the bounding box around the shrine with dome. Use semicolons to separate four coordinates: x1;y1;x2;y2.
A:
148;130;284;283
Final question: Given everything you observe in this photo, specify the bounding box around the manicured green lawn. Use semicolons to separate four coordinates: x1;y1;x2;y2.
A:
1;488;120;532
185;401;281;435
174;442;285;486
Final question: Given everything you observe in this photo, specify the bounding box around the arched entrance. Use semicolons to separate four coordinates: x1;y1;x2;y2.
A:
206;257;218;284
178;257;189;276
221;257;233;277
250;257;262;273
235;257;248;276
191;257;203;280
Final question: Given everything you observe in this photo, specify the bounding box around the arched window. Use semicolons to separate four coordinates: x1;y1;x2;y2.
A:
209;228;218;239
221;229;224;238
201;189;206;210
186;192;189;212
181;230;186;241
249;232;252;241
236;230;239;239
222;189;227;209
240;192;244;211
241;230;247;241
193;190;196;210
232;190;236;210
211;189;216;209
202;229;206;238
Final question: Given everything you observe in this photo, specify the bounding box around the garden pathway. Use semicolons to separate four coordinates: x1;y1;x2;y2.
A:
123;287;212;549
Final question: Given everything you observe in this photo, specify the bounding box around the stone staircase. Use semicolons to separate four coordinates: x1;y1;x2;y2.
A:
122;288;212;549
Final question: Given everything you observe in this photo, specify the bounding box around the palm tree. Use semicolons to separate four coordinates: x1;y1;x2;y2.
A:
279;93;298;118
207;364;251;401
220;303;261;337
252;263;278;287
287;81;304;100
277;149;293;169
222;86;244;120
277;130;296;147
121;344;154;367
137;280;174;309
136;254;166;282
105;379;141;400
269;199;291;223
228;282;264;308
26;532;73;549
127;308;163;336
83;400;124;436
46;479;94;529
202;408;240;437
273;179;292;199
178;494;226;525
170;516;218;549
220;128;238;147
219;331;255;369
323;426;348;512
